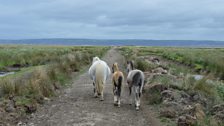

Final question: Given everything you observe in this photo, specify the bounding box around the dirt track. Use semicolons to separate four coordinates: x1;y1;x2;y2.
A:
25;48;162;126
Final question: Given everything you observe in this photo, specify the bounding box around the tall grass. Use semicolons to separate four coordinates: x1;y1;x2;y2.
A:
0;45;109;71
0;45;109;115
0;45;69;69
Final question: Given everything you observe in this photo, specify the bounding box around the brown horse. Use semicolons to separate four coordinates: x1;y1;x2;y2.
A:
112;62;124;107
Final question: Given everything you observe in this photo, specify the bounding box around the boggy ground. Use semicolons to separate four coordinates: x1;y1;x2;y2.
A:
23;48;162;126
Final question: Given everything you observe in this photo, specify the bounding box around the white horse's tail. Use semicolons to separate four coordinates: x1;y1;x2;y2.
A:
95;63;104;95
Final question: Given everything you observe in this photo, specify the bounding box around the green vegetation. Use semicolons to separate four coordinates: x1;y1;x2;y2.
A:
119;46;224;80
135;59;154;71
0;45;108;71
0;45;109;115
119;46;224;126
119;46;224;100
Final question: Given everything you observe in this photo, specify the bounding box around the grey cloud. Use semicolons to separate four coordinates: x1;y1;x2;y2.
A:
0;0;224;40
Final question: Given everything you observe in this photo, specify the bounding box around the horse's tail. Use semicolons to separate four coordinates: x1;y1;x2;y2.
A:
139;71;145;96
95;64;104;95
117;75;123;97
139;78;142;97
96;79;103;95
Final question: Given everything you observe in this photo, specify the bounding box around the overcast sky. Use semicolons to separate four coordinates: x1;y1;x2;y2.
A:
0;0;224;40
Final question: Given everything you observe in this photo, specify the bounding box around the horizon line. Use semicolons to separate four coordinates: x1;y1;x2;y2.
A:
0;38;224;42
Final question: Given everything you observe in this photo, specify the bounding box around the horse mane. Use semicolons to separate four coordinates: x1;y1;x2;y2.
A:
127;61;134;70
92;56;100;64
112;62;119;72
127;61;134;74
112;62;124;85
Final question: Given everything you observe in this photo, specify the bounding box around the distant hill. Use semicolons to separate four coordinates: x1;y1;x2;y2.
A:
0;38;224;47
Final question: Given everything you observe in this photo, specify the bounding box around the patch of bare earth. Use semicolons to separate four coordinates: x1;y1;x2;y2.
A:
22;48;162;126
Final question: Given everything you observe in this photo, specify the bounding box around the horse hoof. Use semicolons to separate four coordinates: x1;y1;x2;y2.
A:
136;107;140;111
118;104;120;108
100;98;104;101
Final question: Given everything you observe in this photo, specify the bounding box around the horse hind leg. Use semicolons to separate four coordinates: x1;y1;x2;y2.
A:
100;90;104;101
114;95;118;105
113;87;120;107
113;83;118;106
100;80;104;101
134;86;140;111
117;76;122;107
135;95;140;111
117;98;121;107
117;95;121;107
128;86;133;105
92;82;98;98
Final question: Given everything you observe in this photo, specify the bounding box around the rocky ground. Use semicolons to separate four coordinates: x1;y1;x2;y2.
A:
141;55;224;126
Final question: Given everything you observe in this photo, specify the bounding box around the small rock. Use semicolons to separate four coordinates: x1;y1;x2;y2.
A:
190;92;207;107
177;115;196;126
161;90;174;101
179;98;189;105
178;116;187;126
152;67;168;74
162;101;182;112
192;94;199;101
211;104;224;124
149;56;160;62
17;121;26;126
160;108;176;118
0;109;4;114
53;82;60;90
5;100;15;113
183;105;194;115
194;103;205;121
44;97;50;101
211;104;224;115
0;88;3;97
148;83;168;93
5;106;15;113
214;111;224;121
180;91;190;98
35;96;44;104
24;104;37;114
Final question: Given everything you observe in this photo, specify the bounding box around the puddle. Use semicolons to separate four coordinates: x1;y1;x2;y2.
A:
0;72;15;77
192;75;204;80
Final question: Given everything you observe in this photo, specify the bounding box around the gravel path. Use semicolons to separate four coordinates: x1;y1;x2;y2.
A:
25;48;162;126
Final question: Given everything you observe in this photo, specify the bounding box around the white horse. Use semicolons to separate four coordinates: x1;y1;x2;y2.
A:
88;57;111;101
127;69;145;110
